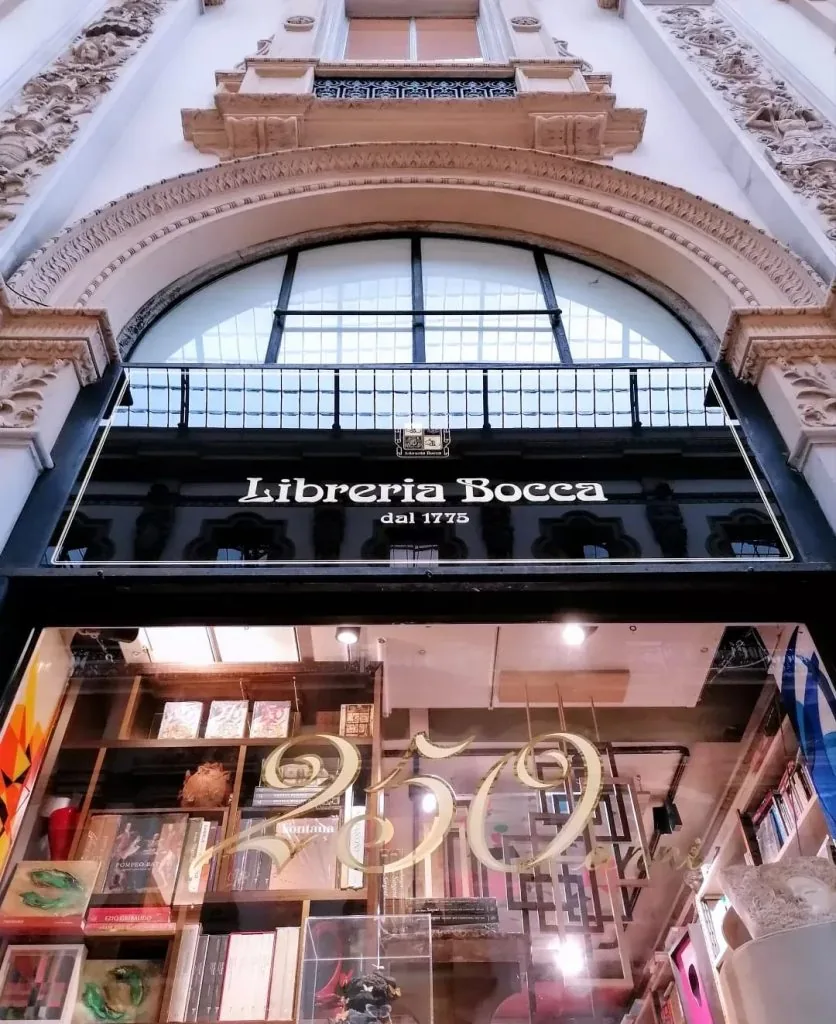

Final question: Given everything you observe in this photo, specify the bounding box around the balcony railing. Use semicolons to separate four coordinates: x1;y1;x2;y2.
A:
115;364;725;431
313;77;517;100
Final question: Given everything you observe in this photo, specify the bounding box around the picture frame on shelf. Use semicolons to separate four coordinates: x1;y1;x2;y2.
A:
0;943;86;1024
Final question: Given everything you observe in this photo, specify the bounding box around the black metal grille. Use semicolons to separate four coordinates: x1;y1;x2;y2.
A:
313;77;517;100
117;364;724;432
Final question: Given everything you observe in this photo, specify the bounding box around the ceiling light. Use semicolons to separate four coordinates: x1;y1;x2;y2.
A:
421;793;437;813
562;623;588;647
336;626;360;645
550;936;586;978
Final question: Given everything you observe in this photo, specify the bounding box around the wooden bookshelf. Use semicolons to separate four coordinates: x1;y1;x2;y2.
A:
1;660;383;1024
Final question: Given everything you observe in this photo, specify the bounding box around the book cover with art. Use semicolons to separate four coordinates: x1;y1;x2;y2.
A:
204;701;248;739
249;701;291;739
157;702;203;740
73;961;163;1024
0;862;99;929
102;815;188;901
0;944;86;1024
339;704;374;739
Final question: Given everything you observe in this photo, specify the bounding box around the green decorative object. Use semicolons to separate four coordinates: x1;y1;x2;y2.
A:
74;961;163;1024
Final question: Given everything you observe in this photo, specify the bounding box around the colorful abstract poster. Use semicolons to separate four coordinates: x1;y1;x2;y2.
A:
779;625;836;837
0;631;72;873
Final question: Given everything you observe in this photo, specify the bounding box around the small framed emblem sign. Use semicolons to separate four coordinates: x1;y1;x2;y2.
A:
395;426;450;457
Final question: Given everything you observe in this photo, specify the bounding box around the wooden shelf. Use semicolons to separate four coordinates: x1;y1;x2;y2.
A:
200;889;367;905
65;736;374;750
774;795;827;863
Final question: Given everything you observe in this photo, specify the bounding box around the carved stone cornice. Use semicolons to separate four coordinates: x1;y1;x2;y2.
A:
0;0;172;229
6;142;824;313
721;288;836;381
0;282;117;384
0;359;63;428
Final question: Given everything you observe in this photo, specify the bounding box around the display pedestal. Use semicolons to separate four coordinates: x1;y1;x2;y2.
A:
719;920;836;1024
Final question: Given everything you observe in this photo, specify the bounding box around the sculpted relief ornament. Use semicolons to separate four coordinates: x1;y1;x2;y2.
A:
657;7;836;242
0;0;170;228
0;359;61;428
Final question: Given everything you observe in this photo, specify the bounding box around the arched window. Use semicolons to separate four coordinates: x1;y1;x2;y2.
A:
129;237;706;367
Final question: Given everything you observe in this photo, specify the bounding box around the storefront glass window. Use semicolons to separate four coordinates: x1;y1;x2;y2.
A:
0;623;833;1024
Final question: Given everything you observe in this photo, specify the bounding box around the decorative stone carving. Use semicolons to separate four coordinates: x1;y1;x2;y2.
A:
225;116;299;157
553;39;593;74
0;359;62;427
5;143;824;313
657;6;836;241
0;0;170;228
0;282;117;385
779;357;836;427
597;0;619;9
534;113;608;157
510;16;541;32
284;14;315;31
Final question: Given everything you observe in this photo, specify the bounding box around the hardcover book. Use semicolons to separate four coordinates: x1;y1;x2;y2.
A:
218;932;274;1021
158;702;203;740
0;862;99;931
249;701;291;739
339;703;374;739
173;818;217;905
205;701;249;740
73;960;163;1024
0;944;86;1024
101;814;188;902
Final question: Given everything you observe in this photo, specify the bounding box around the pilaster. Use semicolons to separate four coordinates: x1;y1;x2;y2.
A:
722;288;836;533
0;285;116;551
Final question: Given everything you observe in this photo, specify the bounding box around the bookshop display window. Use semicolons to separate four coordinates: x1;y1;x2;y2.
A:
0;622;835;1024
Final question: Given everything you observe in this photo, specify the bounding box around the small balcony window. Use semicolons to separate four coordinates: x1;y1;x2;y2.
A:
345;18;482;62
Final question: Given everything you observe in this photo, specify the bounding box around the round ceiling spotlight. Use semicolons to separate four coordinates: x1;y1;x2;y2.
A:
561;623;598;647
335;626;361;645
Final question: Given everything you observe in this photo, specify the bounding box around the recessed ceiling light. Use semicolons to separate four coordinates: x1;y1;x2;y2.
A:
562;623;588;647
336;626;360;645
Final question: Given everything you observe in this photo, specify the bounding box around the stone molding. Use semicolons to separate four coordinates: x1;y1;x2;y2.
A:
0;282;117;384
0;0;173;230
779;357;836;430
721;287;836;381
7;142;824;315
656;6;836;243
182;56;645;160
0;359;63;428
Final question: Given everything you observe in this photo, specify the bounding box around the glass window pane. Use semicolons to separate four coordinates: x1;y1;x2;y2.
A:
416;19;481;60
545;254;704;364
281;240;413;364
130;256;285;364
345;19;410;60
422;238;555;363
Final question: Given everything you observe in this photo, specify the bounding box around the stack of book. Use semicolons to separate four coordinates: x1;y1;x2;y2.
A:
750;757;814;863
251;785;340;810
168;926;299;1023
406;897;500;931
230;817;340;892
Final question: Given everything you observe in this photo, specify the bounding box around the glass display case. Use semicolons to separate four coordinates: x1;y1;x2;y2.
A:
298;914;433;1024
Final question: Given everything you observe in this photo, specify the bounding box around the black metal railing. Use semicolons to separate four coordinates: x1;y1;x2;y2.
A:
313;77;517;100
115;364;725;431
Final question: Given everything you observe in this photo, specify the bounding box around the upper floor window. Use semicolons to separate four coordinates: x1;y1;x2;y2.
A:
130;236;706;367
345;18;482;61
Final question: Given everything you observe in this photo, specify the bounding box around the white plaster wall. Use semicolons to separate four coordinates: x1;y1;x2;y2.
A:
67;0;285;224
533;0;763;227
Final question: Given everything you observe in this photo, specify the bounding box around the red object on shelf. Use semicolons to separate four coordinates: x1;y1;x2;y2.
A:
47;806;79;860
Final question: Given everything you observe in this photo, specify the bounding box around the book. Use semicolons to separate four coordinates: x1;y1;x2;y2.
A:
339;703;374;739
267;928;299;1021
72;960;163;1024
249;701;291;739
173;818;215;904
184;935;209;1023
270;816;340;890
168;924;201;1023
197;935;226;1022
0;862;98;933
205;701;249;739
101;814;188;902
0;944;86;1024
158;702;203;740
218;932;274;1020
77;814;121;892
85;907;173;929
